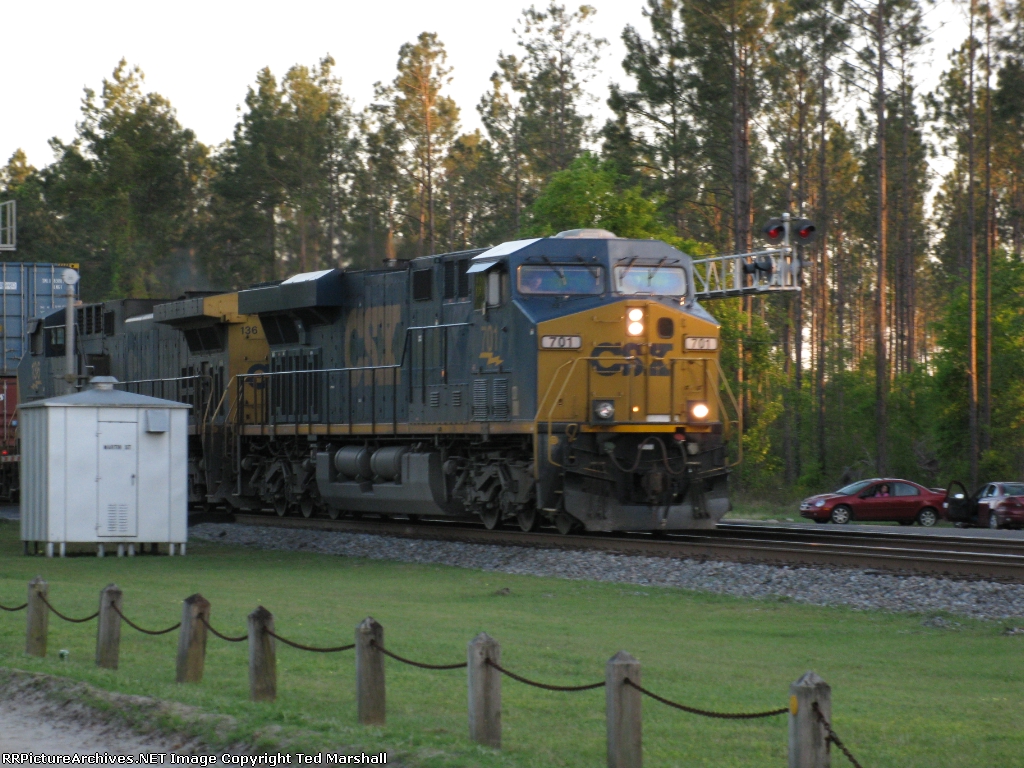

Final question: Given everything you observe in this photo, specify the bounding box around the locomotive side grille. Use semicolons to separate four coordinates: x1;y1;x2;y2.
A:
472;380;488;421
452;389;462;408
429;390;440;407
492;378;509;420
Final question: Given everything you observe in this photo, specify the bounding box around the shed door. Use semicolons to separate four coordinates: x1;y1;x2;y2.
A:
96;420;138;537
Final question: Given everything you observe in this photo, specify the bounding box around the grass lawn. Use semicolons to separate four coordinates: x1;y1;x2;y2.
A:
0;519;1021;766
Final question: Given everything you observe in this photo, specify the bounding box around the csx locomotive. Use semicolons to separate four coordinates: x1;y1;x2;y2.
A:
20;229;736;532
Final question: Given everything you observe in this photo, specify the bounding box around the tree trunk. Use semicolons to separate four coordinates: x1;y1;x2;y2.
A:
874;0;889;477
967;0;980;487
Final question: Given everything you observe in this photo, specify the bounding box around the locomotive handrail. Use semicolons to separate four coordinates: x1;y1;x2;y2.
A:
707;361;742;467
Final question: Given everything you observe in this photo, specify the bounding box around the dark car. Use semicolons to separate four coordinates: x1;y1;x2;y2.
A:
946;481;1024;529
799;478;946;526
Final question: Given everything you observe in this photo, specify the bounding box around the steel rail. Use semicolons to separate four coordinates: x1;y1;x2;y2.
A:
229;514;1024;581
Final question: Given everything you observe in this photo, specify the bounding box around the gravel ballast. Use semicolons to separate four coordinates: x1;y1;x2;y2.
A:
190;523;1024;621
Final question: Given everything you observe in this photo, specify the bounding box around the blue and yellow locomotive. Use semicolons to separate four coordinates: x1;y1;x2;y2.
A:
20;229;767;532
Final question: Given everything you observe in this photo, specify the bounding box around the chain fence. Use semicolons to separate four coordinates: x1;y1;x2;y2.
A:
197;615;246;643
486;658;605;691
9;581;868;766
814;702;864;768
267;628;354;653
111;604;181;636
624;678;788;719
370;639;465;670
39;594;99;623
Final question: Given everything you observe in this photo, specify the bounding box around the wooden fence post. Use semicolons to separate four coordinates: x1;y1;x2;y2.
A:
95;584;123;669
248;606;276;702
788;671;831;768
175;593;210;683
355;617;385;725
467;632;501;748
606;651;642;768
25;577;48;658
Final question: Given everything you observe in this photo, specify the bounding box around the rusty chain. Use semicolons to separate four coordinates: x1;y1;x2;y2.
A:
266;628;354;653
625;679;788;719
111;603;181;636
813;703;865;768
0;601;27;612
485;658;605;691
39;594;99;623
370;639;466;669
197;614;247;643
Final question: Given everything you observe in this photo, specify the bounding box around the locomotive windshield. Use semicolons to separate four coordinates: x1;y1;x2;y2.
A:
517;265;604;295
614;264;687;296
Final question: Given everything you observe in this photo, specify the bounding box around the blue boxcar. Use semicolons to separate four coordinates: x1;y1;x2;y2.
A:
0;263;79;375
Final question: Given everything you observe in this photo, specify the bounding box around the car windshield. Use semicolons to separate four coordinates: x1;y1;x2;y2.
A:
1004;483;1024;496
518;265;604;295
835;480;873;496
614;265;688;296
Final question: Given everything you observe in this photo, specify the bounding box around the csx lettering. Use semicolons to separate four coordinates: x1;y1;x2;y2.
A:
591;343;673;376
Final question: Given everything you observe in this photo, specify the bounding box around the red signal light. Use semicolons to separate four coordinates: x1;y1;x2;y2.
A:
798;225;815;239
767;226;784;240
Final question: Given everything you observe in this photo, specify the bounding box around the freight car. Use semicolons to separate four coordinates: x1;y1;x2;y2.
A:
0;262;80;500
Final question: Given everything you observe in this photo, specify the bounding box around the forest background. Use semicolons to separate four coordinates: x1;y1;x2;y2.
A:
2;0;1021;498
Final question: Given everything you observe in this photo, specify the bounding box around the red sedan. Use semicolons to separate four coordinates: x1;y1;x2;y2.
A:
799;479;946;526
946;481;1024;529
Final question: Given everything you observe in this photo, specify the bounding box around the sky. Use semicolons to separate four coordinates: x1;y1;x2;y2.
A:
4;0;966;173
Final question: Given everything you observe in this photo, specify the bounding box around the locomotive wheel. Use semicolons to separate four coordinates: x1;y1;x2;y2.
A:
480;508;502;530
274;498;288;517
516;508;540;532
300;499;315;518
327;506;341;520
555;512;581;535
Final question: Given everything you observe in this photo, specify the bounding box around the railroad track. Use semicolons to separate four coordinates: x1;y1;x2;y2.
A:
227;514;1024;581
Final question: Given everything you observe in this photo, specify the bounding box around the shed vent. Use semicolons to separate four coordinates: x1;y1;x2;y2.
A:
105;504;130;535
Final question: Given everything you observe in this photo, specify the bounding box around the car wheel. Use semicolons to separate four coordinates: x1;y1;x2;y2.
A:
917;508;938;527
830;505;852;525
989;512;1001;530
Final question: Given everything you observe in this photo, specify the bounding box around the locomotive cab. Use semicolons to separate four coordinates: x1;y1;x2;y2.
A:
467;229;730;532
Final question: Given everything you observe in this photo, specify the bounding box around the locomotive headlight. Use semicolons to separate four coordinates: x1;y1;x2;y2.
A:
626;308;644;336
594;400;616;421
689;401;710;421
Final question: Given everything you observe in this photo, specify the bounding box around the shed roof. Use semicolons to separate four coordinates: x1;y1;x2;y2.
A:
20;386;192;410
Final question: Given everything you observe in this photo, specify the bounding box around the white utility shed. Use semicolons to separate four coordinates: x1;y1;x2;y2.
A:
20;377;191;557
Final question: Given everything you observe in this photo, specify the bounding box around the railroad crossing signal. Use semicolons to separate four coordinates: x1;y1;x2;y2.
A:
762;215;817;246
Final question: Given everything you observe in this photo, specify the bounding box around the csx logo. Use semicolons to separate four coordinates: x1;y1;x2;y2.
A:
592;343;673;376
